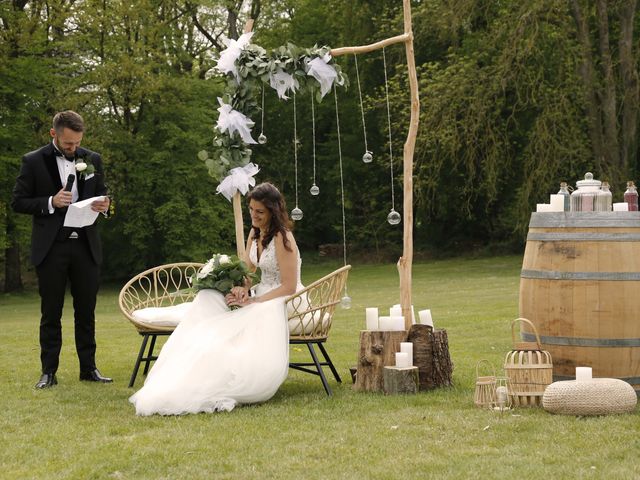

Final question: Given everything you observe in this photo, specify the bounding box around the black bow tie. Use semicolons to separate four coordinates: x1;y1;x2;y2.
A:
53;145;75;162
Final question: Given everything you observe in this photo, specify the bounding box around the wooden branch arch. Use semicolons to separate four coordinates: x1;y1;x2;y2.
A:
232;0;419;330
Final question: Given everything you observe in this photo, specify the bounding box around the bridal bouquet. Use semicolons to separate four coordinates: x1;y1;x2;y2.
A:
191;253;258;296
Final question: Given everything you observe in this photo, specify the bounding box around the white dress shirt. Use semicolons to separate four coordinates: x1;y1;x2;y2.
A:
48;140;79;213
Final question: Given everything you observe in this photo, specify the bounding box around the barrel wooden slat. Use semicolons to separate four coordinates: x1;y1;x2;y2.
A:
520;212;640;393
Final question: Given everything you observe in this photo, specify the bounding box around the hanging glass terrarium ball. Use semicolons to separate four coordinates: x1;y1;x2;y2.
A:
387;209;401;225
362;151;373;163
340;295;352;309
309;184;320;196
258;133;267;145
291;207;304;221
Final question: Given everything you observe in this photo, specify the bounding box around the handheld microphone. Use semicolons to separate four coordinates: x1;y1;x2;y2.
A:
64;174;75;192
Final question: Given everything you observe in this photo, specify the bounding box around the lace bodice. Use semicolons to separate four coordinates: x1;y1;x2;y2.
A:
249;235;302;297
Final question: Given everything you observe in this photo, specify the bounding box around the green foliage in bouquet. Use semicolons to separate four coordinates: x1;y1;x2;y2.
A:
191;253;259;295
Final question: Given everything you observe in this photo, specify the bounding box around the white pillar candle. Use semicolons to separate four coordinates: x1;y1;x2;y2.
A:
378;316;394;330
395;352;410;368
400;342;413;366
365;307;379;330
390;316;405;331
418;309;433;327
575;366;592;382
390;305;402;317
613;202;629;211
550;194;565;212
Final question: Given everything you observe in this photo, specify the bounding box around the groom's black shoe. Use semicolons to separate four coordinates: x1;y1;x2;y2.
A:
35;373;57;389
79;369;113;383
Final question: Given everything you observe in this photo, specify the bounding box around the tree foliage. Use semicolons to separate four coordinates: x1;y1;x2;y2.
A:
2;0;640;289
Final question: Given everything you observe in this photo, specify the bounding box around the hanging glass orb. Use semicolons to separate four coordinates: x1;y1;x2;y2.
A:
362;151;373;163
258;133;267;144
387;209;401;225
340;295;352;309
291;207;304;221
309;184;320;196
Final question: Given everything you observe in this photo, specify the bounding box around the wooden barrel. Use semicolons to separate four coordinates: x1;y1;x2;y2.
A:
519;212;640;394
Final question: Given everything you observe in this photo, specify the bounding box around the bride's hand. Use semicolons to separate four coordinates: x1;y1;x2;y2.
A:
226;296;256;307
230;286;249;302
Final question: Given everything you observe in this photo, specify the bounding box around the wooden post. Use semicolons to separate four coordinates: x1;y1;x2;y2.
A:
230;19;257;261
232;192;245;259
354;330;407;392
331;0;419;329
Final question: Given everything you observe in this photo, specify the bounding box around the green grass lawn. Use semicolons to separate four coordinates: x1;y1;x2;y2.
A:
1;255;638;479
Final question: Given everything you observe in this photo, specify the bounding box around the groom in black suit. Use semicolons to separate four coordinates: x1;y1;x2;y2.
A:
11;110;113;388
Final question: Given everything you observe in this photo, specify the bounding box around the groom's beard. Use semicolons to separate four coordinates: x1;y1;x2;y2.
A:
53;141;77;161
61;149;77;161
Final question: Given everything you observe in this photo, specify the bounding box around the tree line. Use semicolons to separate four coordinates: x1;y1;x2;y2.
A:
1;0;639;291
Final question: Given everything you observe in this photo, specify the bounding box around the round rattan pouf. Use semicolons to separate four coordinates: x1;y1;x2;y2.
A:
542;378;637;416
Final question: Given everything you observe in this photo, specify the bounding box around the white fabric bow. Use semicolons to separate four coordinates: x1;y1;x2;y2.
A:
216;98;257;144
306;53;341;98
269;69;299;100
216;32;254;81
216;163;260;201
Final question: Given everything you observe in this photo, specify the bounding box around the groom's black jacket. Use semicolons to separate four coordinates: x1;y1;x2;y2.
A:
11;143;108;266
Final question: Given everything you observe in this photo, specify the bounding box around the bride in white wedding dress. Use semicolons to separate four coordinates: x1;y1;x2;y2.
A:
129;183;302;415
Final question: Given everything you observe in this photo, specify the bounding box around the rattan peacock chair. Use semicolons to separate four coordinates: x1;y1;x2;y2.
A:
119;263;351;394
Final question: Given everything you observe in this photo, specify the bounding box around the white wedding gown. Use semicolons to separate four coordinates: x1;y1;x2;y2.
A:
129;238;302;415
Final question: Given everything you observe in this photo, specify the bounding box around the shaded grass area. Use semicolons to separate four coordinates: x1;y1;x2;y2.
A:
1;256;638;479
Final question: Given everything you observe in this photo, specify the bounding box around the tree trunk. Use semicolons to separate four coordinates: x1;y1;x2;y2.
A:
431;330;454;388
354;330;407;392
383;366;419;394
619;0;639;173
595;0;620;169
407;324;434;390
4;215;23;292
570;0;606;164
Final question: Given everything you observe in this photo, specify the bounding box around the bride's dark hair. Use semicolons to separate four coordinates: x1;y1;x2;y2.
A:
247;182;293;252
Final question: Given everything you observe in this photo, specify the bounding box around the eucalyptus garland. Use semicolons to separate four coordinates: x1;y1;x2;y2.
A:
198;41;349;182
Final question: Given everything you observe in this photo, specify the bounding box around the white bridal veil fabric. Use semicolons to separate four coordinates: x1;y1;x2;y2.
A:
129;237;302;415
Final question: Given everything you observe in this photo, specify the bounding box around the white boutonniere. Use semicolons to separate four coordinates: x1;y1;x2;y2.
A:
75;155;95;179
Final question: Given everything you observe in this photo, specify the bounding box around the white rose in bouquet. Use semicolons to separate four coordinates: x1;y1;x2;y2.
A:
197;258;216;279
219;254;232;265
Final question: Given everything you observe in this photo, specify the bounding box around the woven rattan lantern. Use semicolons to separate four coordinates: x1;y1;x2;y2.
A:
504;318;553;407
473;360;497;408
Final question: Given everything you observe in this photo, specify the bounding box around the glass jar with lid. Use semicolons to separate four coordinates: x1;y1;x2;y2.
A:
557;182;571;211
596;181;612;211
624;181;638;211
570;172;601;212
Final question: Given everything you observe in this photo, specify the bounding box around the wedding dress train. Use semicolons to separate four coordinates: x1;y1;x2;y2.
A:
129;238;301;415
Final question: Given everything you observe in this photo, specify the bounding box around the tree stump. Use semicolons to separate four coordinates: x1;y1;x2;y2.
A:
407;324;434;390
383;366;419;394
432;329;454;387
354;330;407;392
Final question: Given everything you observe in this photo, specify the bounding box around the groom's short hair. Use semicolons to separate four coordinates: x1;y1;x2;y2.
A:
53;110;84;133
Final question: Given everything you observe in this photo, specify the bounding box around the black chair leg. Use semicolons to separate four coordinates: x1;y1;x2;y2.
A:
129;334;150;388
143;334;158;375
307;343;332;396
317;342;341;383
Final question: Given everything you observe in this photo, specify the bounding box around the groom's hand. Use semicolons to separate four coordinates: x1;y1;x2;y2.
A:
91;196;110;213
52;188;72;208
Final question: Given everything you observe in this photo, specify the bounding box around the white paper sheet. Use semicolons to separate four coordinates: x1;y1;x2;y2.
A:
63;196;106;228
